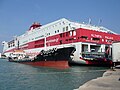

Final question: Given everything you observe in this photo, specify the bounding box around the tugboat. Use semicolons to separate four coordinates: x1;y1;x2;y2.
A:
8;46;76;69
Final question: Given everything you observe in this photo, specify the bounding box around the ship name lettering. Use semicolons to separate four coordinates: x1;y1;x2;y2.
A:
46;38;59;43
91;34;102;38
105;36;113;39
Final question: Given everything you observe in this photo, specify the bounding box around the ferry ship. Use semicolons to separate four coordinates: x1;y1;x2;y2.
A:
2;18;120;66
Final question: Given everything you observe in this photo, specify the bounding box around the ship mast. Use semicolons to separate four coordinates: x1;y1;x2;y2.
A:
88;18;91;25
97;19;102;26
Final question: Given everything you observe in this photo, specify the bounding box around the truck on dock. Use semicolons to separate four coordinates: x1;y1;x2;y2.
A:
112;42;120;65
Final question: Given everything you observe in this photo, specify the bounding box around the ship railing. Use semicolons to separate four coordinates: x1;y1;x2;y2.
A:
81;52;105;60
81;52;105;55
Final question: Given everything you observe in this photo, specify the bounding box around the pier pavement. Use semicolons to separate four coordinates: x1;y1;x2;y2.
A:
75;66;120;90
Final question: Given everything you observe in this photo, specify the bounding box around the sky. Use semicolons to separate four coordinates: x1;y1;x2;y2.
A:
0;0;120;52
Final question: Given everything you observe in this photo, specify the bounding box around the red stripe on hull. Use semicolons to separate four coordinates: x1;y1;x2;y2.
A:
20;61;69;69
85;60;112;66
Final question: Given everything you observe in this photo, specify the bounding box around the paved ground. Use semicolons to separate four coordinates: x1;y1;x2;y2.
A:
74;67;120;90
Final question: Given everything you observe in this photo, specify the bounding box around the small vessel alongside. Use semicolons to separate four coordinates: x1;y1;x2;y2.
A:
8;46;76;68
79;52;112;66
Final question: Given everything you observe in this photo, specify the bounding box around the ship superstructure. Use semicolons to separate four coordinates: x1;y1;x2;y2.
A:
2;18;120;65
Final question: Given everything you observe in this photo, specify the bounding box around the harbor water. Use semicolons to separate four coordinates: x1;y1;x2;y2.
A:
0;59;109;90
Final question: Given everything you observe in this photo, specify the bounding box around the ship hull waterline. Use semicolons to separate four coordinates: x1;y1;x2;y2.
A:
9;60;69;69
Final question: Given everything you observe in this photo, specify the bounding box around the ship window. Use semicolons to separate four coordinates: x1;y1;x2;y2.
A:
70;31;72;36
60;40;62;44
66;32;69;36
55;30;59;33
66;39;68;41
107;39;113;43
63;21;65;25
63;33;65;37
73;31;76;36
66;26;68;31
92;38;100;41
69;38;74;41
63;27;65;32
72;27;76;30
102;39;104;42
60;34;62;37
81;36;88;39
47;33;50;35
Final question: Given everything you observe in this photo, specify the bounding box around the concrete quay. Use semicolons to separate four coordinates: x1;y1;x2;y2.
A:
75;67;120;90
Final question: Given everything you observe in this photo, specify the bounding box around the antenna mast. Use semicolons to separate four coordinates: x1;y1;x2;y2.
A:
98;19;102;26
88;18;91;25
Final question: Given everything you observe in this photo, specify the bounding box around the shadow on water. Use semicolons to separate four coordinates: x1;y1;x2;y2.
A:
0;59;109;90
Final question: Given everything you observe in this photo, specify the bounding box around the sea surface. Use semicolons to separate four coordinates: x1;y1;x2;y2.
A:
0;59;109;90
